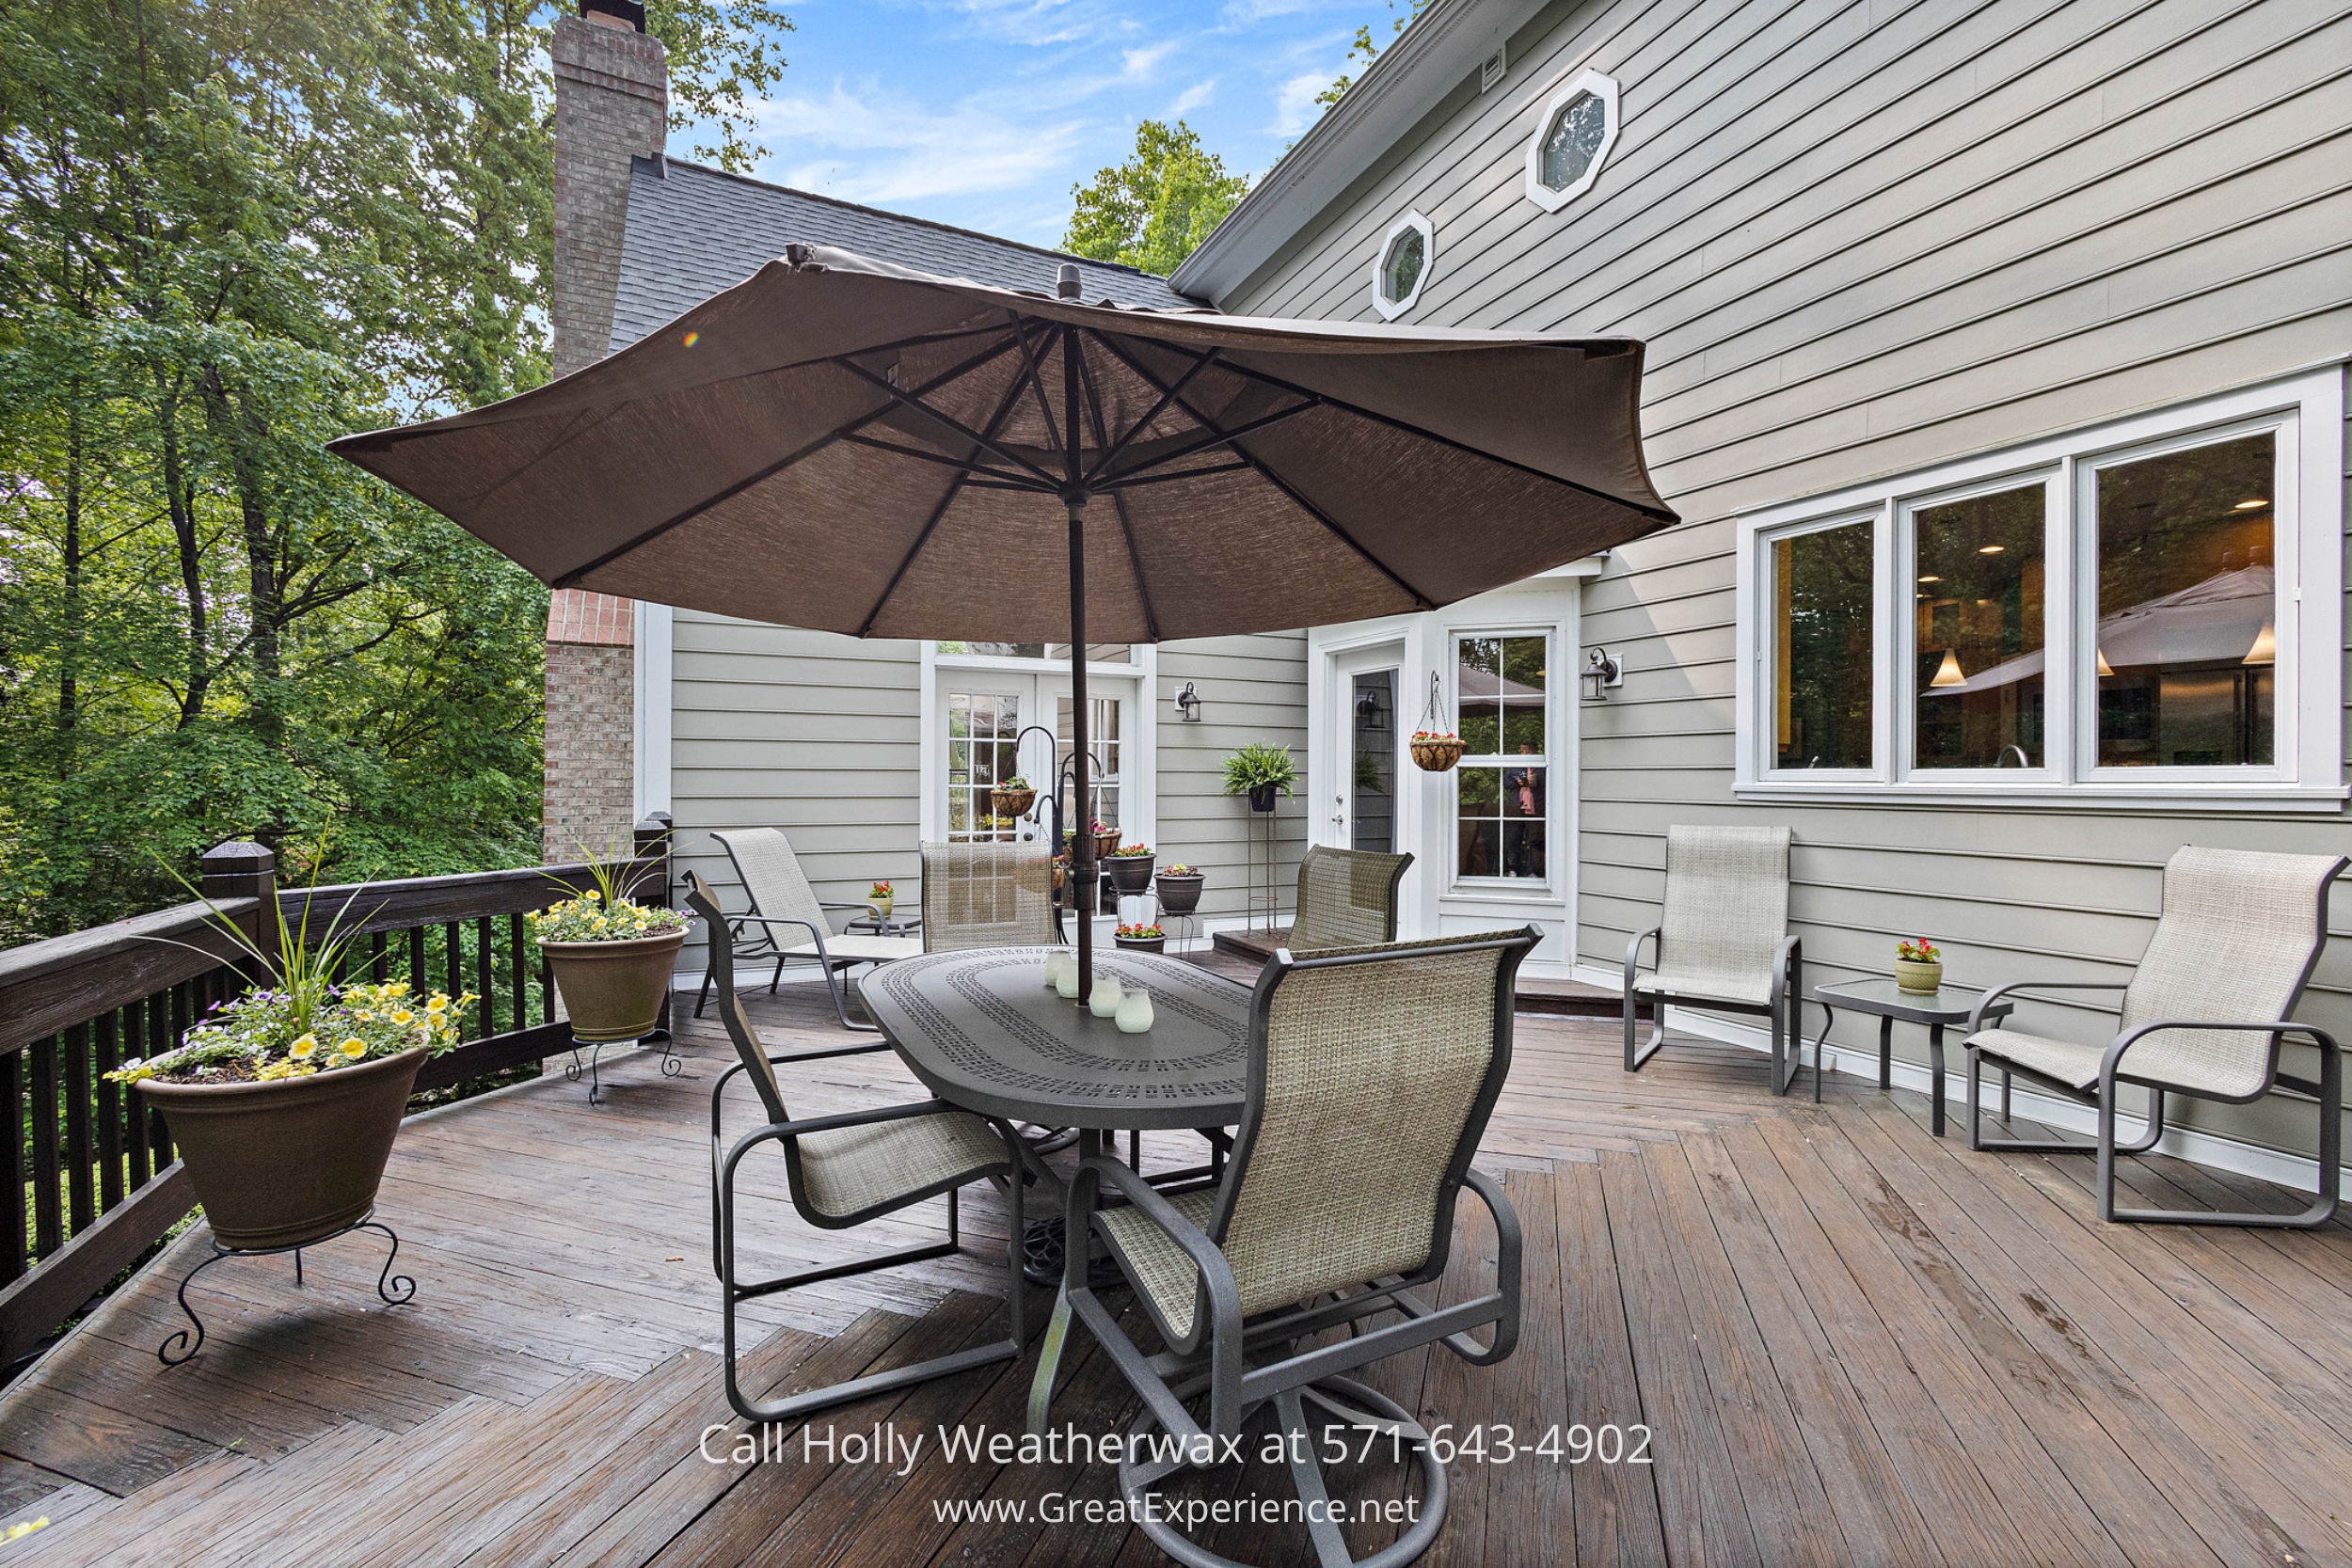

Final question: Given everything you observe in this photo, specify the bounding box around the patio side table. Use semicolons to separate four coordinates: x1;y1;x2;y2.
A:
1809;977;2014;1137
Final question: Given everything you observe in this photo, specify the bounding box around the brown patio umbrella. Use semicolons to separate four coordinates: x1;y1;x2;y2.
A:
330;243;1677;993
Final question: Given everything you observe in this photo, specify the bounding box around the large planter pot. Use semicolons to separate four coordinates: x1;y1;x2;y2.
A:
1154;872;1204;914
1107;854;1155;893
1247;783;1279;813
138;1047;428;1251
1893;958;1944;994
542;927;689;1042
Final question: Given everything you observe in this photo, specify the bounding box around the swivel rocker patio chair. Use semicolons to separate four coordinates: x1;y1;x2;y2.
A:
691;828;922;1032
1029;926;1540;1568
1962;846;2345;1227
688;872;1027;1422
1624;825;1805;1095
920;840;1060;951
1287;845;1413;953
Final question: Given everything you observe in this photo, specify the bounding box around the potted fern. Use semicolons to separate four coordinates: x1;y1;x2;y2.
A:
1222;743;1296;814
532;837;688;1043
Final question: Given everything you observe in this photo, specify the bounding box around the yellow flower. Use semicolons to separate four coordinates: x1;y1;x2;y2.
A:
291;1035;320;1060
390;1009;414;1025
339;1039;368;1059
425;996;447;1015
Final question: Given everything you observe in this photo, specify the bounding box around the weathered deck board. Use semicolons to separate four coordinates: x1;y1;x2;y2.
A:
0;968;2345;1568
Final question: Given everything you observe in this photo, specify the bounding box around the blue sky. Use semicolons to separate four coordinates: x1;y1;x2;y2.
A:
679;0;1401;252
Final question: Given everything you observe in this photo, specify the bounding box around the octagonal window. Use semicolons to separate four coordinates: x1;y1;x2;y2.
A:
1522;70;1619;212
1539;92;1608;192
1380;228;1424;305
1369;211;1434;319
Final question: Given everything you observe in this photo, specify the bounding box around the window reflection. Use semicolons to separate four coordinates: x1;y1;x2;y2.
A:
1914;485;2044;768
1772;522;1873;769
2095;434;2275;768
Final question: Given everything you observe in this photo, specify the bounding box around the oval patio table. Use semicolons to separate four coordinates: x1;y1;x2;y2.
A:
857;945;1253;1132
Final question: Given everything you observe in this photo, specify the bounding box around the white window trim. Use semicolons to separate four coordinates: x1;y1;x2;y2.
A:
631;599;673;821
1369;210;1434;321
1521;70;1619;213
1449;625;1561;895
1733;367;2345;812
917;641;1154;846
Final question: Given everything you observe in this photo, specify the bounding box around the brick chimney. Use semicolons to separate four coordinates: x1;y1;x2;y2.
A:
544;0;667;862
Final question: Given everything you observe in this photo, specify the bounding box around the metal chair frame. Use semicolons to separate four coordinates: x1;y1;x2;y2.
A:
687;873;1027;1421
1029;927;1538;1568
1624;928;1806;1095
693;830;888;1031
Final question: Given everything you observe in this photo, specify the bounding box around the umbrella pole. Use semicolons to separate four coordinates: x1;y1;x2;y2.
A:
1067;500;1092;1003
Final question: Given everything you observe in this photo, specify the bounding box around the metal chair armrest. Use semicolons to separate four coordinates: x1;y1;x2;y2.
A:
1444;1167;1522;1366
1965;978;2129;1035
1770;933;1802;1007
1623;926;1661;993
2102;1018;2338;1089
762;1098;968;1143
1077;1153;1246;1431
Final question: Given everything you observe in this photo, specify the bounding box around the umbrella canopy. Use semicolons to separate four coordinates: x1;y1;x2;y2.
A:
330;243;1677;990
330;244;1676;641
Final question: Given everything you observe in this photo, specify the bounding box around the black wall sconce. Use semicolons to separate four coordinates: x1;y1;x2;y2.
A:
1174;681;1203;722
1581;648;1623;701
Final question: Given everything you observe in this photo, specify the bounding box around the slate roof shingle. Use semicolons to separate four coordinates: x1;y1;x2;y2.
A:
608;156;1202;354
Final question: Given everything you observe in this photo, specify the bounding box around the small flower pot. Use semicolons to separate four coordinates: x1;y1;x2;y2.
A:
1247;783;1279;813
1893;958;1944;994
542;927;689;1042
1154;872;1204;914
1115;935;1166;954
991;787;1036;818
137;1046;429;1251
1410;737;1466;773
1089;831;1121;860
1107;854;1155;893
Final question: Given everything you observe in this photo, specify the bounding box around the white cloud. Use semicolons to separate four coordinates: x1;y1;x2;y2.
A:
1168;78;1216;115
1272;69;1329;135
942;0;1148;49
1120;41;1177;77
759;82;1089;206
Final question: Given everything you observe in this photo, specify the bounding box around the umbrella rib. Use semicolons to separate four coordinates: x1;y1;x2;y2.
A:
550;334;1025;589
1006;312;1068;471
1080;348;1219;487
1093;460;1252;489
1071;341;1161;642
834;431;1055;491
1093;399;1321;488
834;356;1062;489
853;347;1040;638
1089;332;1436;612
1208;355;1679;524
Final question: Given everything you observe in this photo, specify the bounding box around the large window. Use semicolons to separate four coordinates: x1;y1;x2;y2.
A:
1737;374;2338;806
945;690;1024;842
1455;634;1549;880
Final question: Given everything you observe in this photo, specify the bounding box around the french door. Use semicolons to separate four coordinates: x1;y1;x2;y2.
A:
1329;645;1403;853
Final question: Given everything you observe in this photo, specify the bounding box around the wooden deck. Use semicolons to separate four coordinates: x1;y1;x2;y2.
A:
2;961;2349;1567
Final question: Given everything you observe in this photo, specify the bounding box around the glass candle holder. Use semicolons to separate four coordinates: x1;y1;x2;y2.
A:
1115;986;1154;1034
1055;955;1082;999
1089;972;1122;1018
1043;950;1068;990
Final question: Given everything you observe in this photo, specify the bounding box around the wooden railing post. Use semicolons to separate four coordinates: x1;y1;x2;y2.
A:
635;814;674;1032
200;842;276;945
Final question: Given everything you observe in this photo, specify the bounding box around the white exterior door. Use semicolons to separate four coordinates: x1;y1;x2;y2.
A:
1308;564;1596;978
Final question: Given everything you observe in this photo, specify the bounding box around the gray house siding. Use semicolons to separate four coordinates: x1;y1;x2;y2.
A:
1214;0;2352;1165
1157;634;1312;930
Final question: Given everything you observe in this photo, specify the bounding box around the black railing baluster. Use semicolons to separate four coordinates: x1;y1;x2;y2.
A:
372;929;389;983
409;925;426;993
509;915;527;1031
445;922;462;1003
31;1038;60;1260
95;1012;121;1214
1;1052;22;1285
474;916;495;1036
127;993;154;1191
65;1023;93;1237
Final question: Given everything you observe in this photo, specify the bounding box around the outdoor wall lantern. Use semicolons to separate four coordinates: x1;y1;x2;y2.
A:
1354;686;1389;730
1581;648;1623;701
1174;681;1203;722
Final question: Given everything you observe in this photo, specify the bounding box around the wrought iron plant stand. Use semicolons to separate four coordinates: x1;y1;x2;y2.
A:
160;1210;414;1366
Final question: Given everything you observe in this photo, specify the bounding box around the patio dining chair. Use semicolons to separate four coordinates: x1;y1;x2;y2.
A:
687;872;1027;1421
1287;845;1413;952
1962;846;2344;1227
692;828;921;1032
1031;926;1540;1568
1624;825;1804;1093
920;840;1059;951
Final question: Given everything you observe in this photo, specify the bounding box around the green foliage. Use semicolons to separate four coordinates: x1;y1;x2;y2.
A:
1062;119;1248;277
1221;742;1296;797
0;0;788;942
1314;0;1433;115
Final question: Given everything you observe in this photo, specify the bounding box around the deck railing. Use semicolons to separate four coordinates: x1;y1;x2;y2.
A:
0;816;674;1370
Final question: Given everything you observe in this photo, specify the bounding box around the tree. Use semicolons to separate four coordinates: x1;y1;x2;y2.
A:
1315;0;1433;113
1062;119;1248;277
0;0;793;940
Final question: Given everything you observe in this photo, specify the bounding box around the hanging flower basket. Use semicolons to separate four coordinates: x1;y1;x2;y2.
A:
991;779;1037;818
1409;673;1464;771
